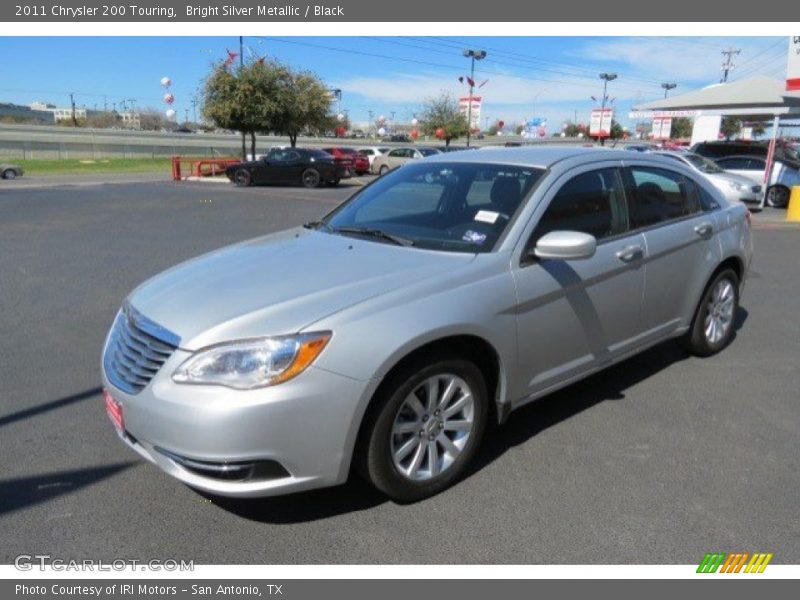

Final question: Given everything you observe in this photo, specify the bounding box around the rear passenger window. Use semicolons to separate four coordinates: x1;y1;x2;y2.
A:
628;167;700;227
533;168;628;242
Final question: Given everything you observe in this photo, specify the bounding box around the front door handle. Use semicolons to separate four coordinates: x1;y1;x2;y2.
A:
694;222;713;237
616;245;644;263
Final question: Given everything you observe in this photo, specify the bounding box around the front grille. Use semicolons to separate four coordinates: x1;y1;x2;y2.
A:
103;304;180;394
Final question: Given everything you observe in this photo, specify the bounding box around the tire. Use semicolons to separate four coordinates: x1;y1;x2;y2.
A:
358;354;488;502
2;169;16;180
327;177;341;187
378;165;389;176
233;168;251;187
681;268;739;357
765;185;790;208
302;168;321;188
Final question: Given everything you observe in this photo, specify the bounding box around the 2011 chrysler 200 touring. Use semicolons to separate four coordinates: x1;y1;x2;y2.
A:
102;147;753;502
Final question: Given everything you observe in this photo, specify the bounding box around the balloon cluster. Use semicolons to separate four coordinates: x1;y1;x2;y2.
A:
161;76;176;120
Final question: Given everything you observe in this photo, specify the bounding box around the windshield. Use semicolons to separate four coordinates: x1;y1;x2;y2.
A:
684;153;723;174
320;162;545;253
418;148;440;157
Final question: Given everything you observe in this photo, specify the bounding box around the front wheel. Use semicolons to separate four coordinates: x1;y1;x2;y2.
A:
681;268;739;356
233;169;251;187
378;165;389;176
766;185;790;208
2;169;17;180
302;168;321;188
358;355;488;502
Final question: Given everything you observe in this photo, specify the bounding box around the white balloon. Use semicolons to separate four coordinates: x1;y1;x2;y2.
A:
337;113;345;122
378;127;386;136
377;115;386;124
165;109;176;119
160;76;172;87
411;118;418;126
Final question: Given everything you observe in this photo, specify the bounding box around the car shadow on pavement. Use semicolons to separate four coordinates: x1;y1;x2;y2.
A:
0;387;102;429
206;308;749;523
0;463;136;517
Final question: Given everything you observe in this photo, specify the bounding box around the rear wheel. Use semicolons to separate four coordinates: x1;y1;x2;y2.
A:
358;355;488;502
765;185;790;208
379;165;389;176
302;168;321;188
681;268;739;356
2;169;16;180
233;169;251;187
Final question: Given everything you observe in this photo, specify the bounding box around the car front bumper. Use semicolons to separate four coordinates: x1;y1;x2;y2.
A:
102;348;374;498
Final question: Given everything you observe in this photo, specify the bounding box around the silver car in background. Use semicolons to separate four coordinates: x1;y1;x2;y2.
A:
371;146;441;175
653;151;762;204
102;147;752;502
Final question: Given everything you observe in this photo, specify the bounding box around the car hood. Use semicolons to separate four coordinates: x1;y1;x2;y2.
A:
706;172;758;188
127;228;476;350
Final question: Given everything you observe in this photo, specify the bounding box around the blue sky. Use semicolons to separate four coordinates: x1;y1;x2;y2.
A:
0;36;789;130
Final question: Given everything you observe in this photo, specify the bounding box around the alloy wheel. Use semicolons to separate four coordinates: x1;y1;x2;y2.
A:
704;278;735;344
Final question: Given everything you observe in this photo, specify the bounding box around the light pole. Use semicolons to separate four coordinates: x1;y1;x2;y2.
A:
661;82;677;98
598;72;617;146
463;48;487;147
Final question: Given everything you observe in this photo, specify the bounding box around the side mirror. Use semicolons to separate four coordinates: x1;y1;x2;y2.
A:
533;231;597;261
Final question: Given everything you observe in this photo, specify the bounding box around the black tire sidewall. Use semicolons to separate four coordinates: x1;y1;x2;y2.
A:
379;165;389;176
3;170;15;180
766;186;790;208
362;356;488;502
302;168;321;188
686;268;739;356
234;169;250;187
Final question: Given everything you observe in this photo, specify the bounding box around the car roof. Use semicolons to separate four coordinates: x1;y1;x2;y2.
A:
423;145;634;168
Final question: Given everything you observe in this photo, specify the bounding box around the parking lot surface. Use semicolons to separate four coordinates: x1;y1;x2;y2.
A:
1;178;798;564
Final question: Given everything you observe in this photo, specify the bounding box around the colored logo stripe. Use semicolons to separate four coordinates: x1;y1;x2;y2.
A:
697;552;773;573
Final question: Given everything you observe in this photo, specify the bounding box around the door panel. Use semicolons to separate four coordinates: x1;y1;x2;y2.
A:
511;166;645;400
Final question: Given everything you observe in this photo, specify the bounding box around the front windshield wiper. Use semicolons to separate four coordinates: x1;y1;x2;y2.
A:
333;226;415;247
303;220;333;232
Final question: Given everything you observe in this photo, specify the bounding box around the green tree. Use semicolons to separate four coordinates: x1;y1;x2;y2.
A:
271;68;335;147
419;94;469;147
721;117;742;141
670;117;693;139
752;122;767;139
202;60;282;160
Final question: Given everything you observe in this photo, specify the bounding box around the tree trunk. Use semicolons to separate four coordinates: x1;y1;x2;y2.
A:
241;131;247;161
250;132;257;161
290;134;297;148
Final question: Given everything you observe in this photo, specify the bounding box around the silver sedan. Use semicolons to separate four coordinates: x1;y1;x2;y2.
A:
653;151;762;204
102;147;752;502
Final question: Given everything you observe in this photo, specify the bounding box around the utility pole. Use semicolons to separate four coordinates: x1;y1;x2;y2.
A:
598;72;617;146
720;48;740;83
368;110;374;137
191;97;198;124
69;92;77;127
463;48;487;147
661;82;677;98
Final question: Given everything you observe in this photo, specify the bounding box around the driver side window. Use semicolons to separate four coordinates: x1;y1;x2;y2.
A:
531;168;629;245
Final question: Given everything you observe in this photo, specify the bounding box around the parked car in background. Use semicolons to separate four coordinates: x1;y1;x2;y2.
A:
357;146;390;169
1;163;24;180
624;144;659;152
653;151;762;204
322;147;370;176
225;148;345;188
102;147;752;502
692;140;800;207
383;134;413;143
437;146;479;153
372;146;441;175
713;155;800;208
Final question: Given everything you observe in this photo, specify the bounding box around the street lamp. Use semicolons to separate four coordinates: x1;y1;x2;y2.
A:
598;72;617;146
661;82;677;98
463;48;487;147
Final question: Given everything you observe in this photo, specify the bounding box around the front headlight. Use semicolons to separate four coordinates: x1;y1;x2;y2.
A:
728;180;743;191
172;332;331;390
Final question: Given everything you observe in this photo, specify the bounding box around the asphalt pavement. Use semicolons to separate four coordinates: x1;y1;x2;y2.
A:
0;176;798;564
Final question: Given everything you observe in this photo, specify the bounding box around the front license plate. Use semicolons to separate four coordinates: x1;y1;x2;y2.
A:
103;389;124;432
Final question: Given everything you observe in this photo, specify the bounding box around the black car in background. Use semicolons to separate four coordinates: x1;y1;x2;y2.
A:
225;148;345;188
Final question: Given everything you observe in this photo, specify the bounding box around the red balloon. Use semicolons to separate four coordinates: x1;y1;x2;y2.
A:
435;127;445;139
498;120;505;128
410;129;419;139
336;126;346;137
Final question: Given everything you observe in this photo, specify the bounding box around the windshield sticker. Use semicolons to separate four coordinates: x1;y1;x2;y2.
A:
474;210;500;224
462;230;488;245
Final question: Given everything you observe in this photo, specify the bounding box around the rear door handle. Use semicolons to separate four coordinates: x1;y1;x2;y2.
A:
616;245;644;263
694;222;713;237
